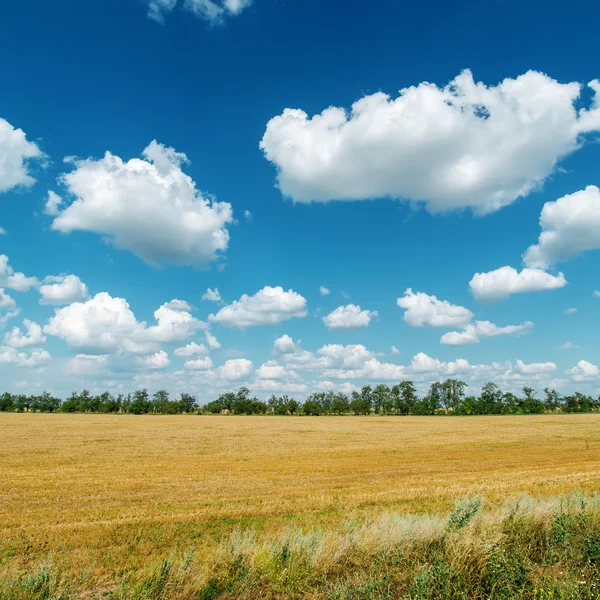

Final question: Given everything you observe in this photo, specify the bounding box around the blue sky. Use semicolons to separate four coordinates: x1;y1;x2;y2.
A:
1;0;599;400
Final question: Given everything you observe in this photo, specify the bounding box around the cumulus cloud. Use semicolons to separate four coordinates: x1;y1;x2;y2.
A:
0;289;19;324
469;266;567;302
43;191;63;216
397;289;472;327
319;286;330;296
44;293;204;354
210;286;307;327
391;345;400;354
184;356;213;370
39;274;89;305
318;344;375;369
139;351;170;370
52;141;233;267
273;334;300;355
147;0;251;24
202;287;222;303
5;320;46;348
261;71;600;214
256;360;297;380
0;117;44;193
322;304;378;330
566;360;599;382
441;320;533;346
205;330;221;349
67;354;108;375
0;347;51;368
565;308;578;315
514;359;556;375
174;342;208;357
216;358;253;380
0;255;38;292
524;186;600;268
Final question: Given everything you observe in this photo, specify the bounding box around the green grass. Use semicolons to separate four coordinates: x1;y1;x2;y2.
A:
3;493;600;599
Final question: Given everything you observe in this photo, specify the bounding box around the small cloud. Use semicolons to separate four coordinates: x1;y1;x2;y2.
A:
565;307;578;315
560;342;578;350
594;290;600;298
244;210;253;221
319;286;330;296
391;345;400;355
202;287;222;303
0;227;5;235
44;191;63;216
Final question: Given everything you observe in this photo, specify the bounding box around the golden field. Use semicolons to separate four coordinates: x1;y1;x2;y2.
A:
2;413;600;594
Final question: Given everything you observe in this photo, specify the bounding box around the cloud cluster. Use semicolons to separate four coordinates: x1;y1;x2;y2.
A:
397;289;473;327
261;71;600;213
5;320;46;348
39;274;89;305
0;255;38;292
147;0;251;24
441;320;533;346
210;286;307;327
0;117;44;193
322;304;378;329
51;141;234;267
469;267;567;302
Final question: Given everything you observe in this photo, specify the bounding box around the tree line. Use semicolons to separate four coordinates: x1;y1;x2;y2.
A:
1;380;599;415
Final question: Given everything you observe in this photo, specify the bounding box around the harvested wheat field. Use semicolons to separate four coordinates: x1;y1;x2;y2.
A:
2;413;600;598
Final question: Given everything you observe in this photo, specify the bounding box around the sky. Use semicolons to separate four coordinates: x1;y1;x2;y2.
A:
1;0;600;401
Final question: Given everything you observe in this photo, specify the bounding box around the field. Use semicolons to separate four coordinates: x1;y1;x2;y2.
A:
2;413;600;598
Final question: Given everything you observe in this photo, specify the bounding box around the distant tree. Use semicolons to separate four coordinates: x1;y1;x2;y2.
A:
178;393;197;413
330;393;350;415
443;379;466;412
129;389;151;415
302;399;323;416
372;384;391;414
393;381;418;415
350;394;371;415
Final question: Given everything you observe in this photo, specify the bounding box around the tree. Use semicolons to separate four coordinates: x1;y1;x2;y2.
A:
129;389;151;414
350;394;371;415
479;382;504;414
178;393;197;413
302;399;322;416
330;393;350;415
393;381;418;415
372;384;391;414
443;379;466;412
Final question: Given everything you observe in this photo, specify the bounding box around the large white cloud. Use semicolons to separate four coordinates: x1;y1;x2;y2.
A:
216;358;253;380
210;286;307;327
51;141;233;267
44;293;204;354
147;0;251;24
397;289;473;327
39;274;89;305
441;320;533;346
0;117;44;193
256;360;297;381
261;71;600;214
566;360;599;382
0;255;38;292
469;266;567;302
524;186;600;268
5;320;46;348
322;304;378;330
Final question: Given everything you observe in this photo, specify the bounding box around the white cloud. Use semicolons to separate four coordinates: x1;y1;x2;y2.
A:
184;356;213;370
261;71;600;214
0;117;44;193
566;360;599;382
391;345;400;354
39;274;89;305
524;186;600;269
441;320;533;346
273;334;299;355
52;141;233;267
0;255;39;292
469;266;567;302
202;287;222;303
318;344;375;369
319;286;330;296
174;342;208;357
44;293;204;354
67;354;108;375
251;379;307;393
147;0;251;24
594;291;600;298
362;358;406;381
561;342;577;350
0;347;51;368
205;330;221;349
244;209;253;220
322;304;378;330
44;191;63;216
217;358;253;380
565;307;578;315
5;320;46;348
140;351;170;370
514;359;556;375
210;286;307;327
397;288;472;327
0;289;19;324
256;360;297;380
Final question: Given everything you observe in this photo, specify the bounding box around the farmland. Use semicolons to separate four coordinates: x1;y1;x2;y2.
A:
2;413;600;598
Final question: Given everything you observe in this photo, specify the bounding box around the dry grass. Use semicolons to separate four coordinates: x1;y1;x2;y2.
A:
1;413;600;589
